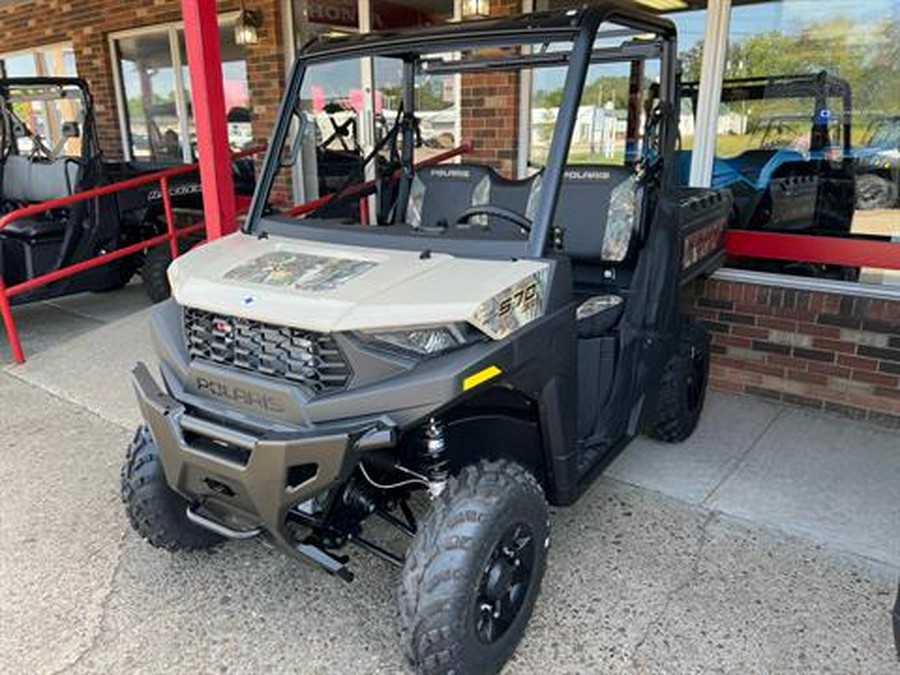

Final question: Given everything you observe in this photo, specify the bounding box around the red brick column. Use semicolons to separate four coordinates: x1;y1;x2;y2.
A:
684;277;900;428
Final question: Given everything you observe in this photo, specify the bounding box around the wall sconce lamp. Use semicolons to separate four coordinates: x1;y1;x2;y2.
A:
462;0;490;19
235;0;261;46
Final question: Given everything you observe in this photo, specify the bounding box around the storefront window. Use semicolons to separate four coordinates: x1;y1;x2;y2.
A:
369;0;455;29
116;31;182;162
529;55;662;170
0;43;77;78
711;0;898;286
178;22;253;157
112;17;251;163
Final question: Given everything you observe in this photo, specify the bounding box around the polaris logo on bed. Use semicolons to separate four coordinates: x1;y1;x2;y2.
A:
564;169;611;182
429;168;471;179
195;376;287;414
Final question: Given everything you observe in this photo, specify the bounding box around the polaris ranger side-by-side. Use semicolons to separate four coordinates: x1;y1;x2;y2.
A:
122;6;730;673
0;77;255;305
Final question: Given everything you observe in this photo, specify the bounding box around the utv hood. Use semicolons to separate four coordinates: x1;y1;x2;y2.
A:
169;232;549;338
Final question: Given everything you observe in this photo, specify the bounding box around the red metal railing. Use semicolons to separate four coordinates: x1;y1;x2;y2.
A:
726;231;900;270
0;147;263;363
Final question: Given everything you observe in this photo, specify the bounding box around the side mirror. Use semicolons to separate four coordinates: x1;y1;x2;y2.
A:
61;121;81;139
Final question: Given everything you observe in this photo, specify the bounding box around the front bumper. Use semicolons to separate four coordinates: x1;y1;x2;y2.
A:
131;362;392;546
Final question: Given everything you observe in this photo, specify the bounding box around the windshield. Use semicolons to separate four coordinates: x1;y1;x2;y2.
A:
249;14;673;257
1;81;89;159
868;119;900;149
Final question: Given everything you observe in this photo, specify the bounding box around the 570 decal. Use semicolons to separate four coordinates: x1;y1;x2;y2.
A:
497;282;540;318
469;268;549;340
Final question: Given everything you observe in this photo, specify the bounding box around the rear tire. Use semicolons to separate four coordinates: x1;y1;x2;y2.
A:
121;426;223;552
141;245;174;304
398;460;550;675
646;322;711;443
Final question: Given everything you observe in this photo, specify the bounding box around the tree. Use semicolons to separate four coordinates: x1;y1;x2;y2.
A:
679;16;899;117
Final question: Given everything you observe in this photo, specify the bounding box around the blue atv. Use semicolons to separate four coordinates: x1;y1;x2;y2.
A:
679;72;858;279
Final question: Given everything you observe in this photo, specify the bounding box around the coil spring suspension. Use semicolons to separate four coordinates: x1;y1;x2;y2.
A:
422;418;448;499
342;478;379;516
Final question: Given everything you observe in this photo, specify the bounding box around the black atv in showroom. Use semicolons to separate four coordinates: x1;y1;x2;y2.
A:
122;5;730;673
680;72;859;280
0;77;255;305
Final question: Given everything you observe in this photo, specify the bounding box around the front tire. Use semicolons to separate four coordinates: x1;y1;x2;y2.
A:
856;173;897;211
398;460;550;675
121;426;223;551
646;322;711;443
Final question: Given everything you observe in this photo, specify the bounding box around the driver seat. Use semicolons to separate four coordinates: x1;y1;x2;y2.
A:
406;163;540;231
406;164;492;229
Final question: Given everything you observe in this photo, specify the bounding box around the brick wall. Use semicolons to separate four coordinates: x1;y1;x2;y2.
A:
459;0;521;176
684;277;900;428
0;0;284;160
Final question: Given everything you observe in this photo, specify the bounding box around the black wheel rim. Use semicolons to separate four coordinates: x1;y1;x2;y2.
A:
474;523;536;645
686;349;706;414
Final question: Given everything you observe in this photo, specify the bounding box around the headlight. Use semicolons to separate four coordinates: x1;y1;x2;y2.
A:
358;323;483;357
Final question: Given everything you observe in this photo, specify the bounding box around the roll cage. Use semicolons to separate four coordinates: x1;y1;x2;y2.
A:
682;72;853;155
246;2;678;260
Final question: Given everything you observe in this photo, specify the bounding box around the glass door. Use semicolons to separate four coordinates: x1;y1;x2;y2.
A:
288;0;458;204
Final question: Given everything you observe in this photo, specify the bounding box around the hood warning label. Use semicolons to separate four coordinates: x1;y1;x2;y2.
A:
224;251;377;292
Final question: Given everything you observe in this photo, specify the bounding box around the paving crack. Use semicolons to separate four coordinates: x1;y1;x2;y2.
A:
701;407;785;507
51;529;127;675
629;510;718;666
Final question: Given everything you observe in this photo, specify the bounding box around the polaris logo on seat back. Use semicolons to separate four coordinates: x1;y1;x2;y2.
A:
429;168;471;179
195;377;287;414
564;169;611;181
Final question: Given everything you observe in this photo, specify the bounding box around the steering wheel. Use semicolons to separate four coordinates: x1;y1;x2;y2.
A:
455;205;532;233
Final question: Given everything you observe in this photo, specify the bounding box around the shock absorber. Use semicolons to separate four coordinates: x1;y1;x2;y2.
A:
421;418;448;499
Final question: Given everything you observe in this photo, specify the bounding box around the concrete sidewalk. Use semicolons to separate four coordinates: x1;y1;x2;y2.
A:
2;289;899;673
0;283;152;364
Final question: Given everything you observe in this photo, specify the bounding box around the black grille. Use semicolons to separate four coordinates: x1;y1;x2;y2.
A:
184;308;351;394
